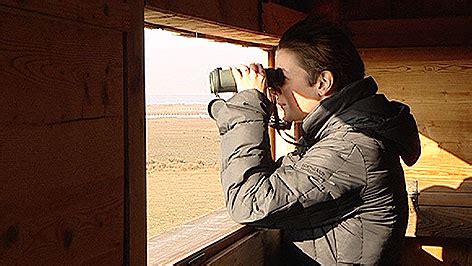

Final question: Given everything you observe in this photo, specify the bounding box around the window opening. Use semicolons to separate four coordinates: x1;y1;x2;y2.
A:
145;28;268;239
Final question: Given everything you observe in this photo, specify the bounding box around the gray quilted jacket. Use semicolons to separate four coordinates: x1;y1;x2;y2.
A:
208;77;421;265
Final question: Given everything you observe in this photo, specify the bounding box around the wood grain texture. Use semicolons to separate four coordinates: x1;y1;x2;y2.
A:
415;179;472;193
0;119;124;265
0;6;123;125
203;229;280;265
391;0;472;19
363;47;472;239
144;8;279;47
1;0;130;30
406;204;472;239
362;48;472;163
342;0;391;20
205;231;265;265
341;0;471;21
145;0;260;32
401;237;472;265
350;16;472;48
126;0;146;264
415;207;472;238
403;137;472;197
144;1;306;47
262;2;306;37
145;2;470;48
419;192;472;207
147;209;252;265
0;5;124;264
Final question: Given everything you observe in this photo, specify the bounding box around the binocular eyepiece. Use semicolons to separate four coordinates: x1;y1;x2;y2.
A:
209;67;285;94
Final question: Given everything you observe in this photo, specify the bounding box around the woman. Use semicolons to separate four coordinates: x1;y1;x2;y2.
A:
208;16;420;265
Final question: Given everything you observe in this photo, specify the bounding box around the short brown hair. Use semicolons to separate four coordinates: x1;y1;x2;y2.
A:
278;15;365;91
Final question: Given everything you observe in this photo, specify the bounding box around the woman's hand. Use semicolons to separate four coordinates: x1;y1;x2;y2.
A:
230;63;266;94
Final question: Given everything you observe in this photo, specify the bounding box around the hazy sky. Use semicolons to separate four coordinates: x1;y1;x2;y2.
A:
144;29;268;99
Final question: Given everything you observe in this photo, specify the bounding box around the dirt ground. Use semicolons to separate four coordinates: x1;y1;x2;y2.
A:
146;114;225;239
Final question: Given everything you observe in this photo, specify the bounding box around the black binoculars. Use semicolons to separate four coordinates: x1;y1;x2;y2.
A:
209;67;285;94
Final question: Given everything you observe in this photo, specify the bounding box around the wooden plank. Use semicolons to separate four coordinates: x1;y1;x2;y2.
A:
0;6;124;264
342;0;391;20
268;49;277;159
145;2;471;48
417;122;471;161
405;106;470;122
392;0;472;19
147;209;252;265
144;7;279;47
403;135;472;188
419;192;472;207
0;119;123;265
145;0;285;46
362;48;472;164
359;47;472;62
0;6;123;125
144;1;306;47
401;237;472;265
413;207;472;238
366;61;472;79
145;0;260;32
262;2;307;37
126;0;146;264
410;178;472;193
364;46;472;239
261;229;282;265
349;16;472;48
1;0;130;30
205;231;265;265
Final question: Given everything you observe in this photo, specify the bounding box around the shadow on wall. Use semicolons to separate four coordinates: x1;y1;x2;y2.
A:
361;47;472;165
417;126;471;166
402;177;472;265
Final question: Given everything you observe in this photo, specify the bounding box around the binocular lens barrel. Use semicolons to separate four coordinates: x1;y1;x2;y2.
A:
209;68;237;94
209;67;284;94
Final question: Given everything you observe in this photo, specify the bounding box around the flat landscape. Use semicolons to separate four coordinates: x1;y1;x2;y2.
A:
146;104;225;238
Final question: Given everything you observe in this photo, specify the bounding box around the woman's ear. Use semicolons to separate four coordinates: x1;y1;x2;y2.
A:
317;70;334;97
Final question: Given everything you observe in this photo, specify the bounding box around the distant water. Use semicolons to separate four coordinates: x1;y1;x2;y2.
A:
146;94;217;104
146;114;210;119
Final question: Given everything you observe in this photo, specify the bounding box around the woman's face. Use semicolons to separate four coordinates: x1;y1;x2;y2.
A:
274;49;321;122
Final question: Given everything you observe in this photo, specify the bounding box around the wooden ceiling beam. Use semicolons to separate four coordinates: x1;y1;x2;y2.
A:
349;16;472;48
144;0;305;47
145;0;261;32
145;1;471;48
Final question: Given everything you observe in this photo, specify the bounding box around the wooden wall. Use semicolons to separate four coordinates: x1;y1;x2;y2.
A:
0;0;145;264
342;0;471;20
362;47;472;264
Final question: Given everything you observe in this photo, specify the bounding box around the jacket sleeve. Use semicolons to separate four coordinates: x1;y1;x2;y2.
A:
209;90;366;230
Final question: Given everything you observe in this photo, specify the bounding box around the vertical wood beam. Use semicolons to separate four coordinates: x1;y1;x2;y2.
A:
267;49;277;159
126;0;146;264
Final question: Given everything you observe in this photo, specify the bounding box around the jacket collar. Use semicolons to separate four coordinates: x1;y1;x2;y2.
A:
301;77;378;142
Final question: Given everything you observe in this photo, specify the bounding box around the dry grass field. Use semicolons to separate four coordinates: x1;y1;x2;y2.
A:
146;104;225;238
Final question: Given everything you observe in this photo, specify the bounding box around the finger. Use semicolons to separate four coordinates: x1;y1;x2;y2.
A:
250;63;264;74
230;66;242;79
238;64;250;76
249;63;259;73
256;64;265;75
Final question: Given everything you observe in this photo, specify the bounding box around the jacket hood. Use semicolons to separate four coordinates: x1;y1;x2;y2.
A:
302;77;421;166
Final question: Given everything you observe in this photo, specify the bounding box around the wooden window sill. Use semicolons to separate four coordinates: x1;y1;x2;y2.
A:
147;208;253;265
